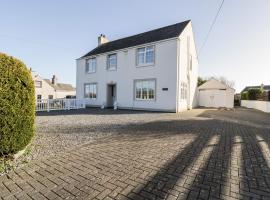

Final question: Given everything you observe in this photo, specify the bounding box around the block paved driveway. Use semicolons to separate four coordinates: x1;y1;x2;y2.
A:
1;108;270;200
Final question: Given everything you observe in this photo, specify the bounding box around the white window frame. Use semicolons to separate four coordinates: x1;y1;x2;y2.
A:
107;53;117;71
35;80;42;88
84;83;97;99
136;45;155;67
134;79;156;101
86;57;97;73
37;95;42;100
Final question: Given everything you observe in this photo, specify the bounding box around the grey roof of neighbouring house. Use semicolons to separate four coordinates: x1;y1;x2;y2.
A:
81;20;190;58
241;85;270;93
44;79;75;91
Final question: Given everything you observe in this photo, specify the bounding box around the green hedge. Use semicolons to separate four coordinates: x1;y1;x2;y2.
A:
248;88;263;100
0;53;35;155
241;92;248;100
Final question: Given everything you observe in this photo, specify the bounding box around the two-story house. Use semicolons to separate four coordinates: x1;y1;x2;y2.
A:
32;71;76;100
76;20;198;112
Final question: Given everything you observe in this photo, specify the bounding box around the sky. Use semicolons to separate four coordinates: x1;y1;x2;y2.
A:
1;0;269;92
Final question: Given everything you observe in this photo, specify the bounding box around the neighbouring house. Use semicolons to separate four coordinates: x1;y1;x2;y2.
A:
32;71;76;100
198;79;235;108
241;84;270;101
76;20;198;112
241;84;270;93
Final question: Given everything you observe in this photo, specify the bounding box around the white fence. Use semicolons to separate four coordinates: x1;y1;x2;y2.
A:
241;100;270;113
36;99;86;112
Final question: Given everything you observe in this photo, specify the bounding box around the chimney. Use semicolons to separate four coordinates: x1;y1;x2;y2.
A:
261;83;264;90
98;34;109;46
52;75;58;85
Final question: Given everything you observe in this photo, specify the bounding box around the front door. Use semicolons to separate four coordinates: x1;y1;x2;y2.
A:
107;84;116;108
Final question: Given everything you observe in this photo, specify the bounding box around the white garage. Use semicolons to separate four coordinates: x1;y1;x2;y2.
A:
198;79;235;108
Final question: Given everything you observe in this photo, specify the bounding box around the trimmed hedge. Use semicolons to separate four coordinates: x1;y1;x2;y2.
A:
0;53;35;155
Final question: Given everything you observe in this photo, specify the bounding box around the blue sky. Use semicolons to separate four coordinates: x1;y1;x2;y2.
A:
1;0;269;92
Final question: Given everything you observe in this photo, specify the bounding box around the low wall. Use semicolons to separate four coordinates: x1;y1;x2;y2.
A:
241;100;270;113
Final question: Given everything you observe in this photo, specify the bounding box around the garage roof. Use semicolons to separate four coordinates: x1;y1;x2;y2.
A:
198;79;235;91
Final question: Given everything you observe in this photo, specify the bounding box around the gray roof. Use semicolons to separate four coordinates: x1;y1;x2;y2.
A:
242;85;270;93
44;79;75;91
81;20;190;58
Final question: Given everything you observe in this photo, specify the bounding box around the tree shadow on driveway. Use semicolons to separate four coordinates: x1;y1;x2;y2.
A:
124;119;270;199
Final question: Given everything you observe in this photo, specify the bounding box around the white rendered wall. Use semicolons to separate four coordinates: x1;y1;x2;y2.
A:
177;22;199;111
76;39;178;112
241;100;270;113
35;79;55;99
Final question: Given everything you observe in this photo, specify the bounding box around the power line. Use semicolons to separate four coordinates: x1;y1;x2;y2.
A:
199;0;225;56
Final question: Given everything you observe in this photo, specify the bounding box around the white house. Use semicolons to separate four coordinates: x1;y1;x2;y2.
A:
32;72;76;100
76;20;198;112
198;79;235;108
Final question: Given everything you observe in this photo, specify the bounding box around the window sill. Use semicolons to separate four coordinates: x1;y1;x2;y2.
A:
136;63;155;68
134;99;156;102
86;72;96;74
107;68;117;71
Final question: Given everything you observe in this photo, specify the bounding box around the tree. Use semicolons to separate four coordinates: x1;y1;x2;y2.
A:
197;77;207;87
218;76;235;88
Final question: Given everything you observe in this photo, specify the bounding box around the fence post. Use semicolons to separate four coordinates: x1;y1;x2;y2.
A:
47;99;50;112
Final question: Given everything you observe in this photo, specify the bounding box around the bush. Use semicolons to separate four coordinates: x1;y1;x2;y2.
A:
247;89;263;100
0;53;35;155
241;92;248;100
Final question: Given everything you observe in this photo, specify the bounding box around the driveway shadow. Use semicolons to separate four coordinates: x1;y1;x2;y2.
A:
124;120;270;199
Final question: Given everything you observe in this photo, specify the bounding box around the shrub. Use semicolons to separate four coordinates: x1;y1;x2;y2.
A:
241;92;248;100
0;53;35;155
247;88;263;100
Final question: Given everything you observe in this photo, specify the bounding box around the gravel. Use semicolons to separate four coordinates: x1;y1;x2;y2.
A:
31;109;174;160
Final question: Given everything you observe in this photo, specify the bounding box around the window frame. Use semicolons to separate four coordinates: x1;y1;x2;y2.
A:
84;83;98;99
180;82;188;100
107;53;117;71
85;57;97;74
37;95;42;100
134;79;156;101
136;45;155;67
35;80;42;88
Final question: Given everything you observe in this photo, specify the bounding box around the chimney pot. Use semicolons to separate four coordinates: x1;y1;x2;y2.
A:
98;34;109;46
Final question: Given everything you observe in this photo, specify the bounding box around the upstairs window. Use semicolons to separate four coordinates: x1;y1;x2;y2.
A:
37;95;42;100
135;79;155;100
107;53;117;70
136;46;154;66
86;58;96;73
35;81;42;88
85;83;97;99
